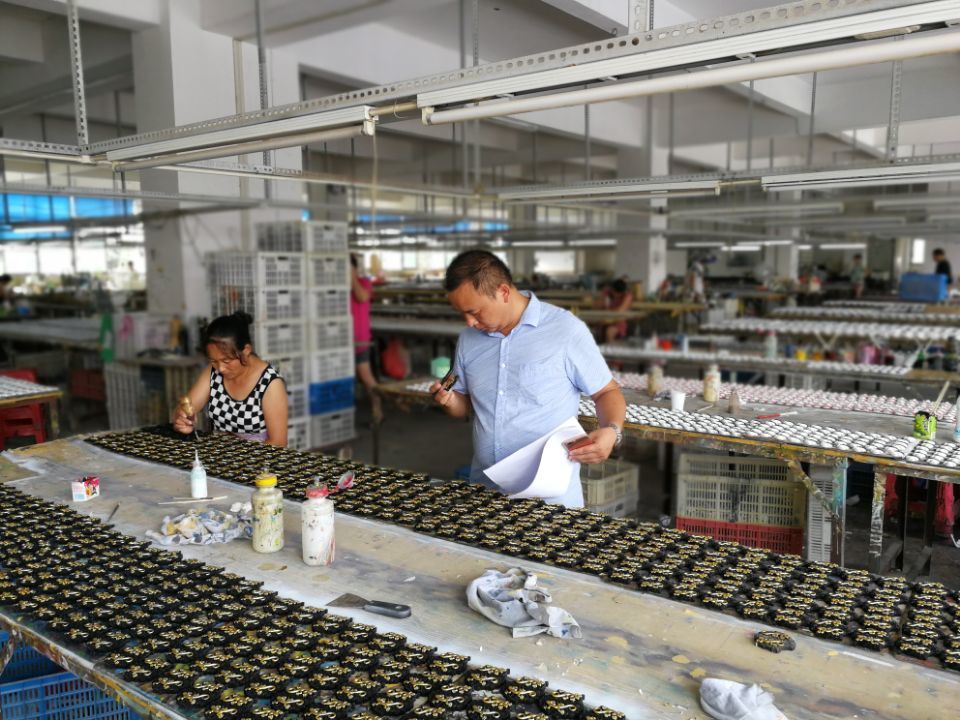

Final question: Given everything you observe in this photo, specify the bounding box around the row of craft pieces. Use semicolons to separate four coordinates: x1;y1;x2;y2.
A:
86;427;960;672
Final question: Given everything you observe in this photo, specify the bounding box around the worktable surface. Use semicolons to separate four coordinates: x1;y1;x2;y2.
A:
3;438;958;718
0;316;101;350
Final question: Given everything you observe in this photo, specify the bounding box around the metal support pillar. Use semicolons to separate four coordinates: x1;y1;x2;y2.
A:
831;458;848;566
806;72;818;166
66;0;89;147
254;0;272;198
887;53;903;160
869;470;886;573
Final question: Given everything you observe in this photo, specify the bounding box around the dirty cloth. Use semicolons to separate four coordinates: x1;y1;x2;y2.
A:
700;679;788;720
466;568;581;639
146;507;251;546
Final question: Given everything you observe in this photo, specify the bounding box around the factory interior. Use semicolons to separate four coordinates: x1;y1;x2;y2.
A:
1;0;960;718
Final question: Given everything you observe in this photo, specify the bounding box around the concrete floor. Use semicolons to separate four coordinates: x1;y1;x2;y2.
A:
349;394;960;590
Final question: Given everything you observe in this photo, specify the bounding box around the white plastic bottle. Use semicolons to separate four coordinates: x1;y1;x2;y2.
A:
302;486;335;566
703;364;720;403
251;472;284;553
189;450;207;499
764;331;778;359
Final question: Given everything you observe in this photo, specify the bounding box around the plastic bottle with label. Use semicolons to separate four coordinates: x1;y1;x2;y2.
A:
764;331;778;359
302;486;335;566
703;364;720;403
189;450;207;499
251;472;284;553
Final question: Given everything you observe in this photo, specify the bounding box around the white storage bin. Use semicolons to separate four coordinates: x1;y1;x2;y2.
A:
311;408;355;447
287;417;311;450
309;348;355;385
309;317;353;353
308;287;351;319
269;354;307;387
257;221;305;253
211;287;305;323
307;255;350;287
208;252;305;288
307;221;349;254
254;322;307;357
286;384;309;419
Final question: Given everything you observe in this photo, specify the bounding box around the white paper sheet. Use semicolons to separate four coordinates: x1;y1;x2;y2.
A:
482;416;587;499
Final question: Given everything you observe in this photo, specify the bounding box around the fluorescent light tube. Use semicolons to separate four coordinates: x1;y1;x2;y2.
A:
727;245;761;252
511;240;564;247
798;244;813;250
670;201;843;218
105;106;374;161
568;239;617;247
674;242;726;248
418;2;960;111
819;243;868;249
762;162;960;191
423;31;960;125
12;225;68;233
498;179;719;201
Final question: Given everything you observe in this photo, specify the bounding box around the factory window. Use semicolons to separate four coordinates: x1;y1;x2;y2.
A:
534;250;576;275
912;238;926;265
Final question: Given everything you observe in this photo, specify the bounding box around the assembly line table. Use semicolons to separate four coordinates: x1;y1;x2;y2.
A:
0;376;62;441
374;377;959;578
1;438;958;719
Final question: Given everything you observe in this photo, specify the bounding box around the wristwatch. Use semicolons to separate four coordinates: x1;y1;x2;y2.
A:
607;423;623;449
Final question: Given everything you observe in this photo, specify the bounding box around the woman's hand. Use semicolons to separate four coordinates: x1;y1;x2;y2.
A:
172;406;195;434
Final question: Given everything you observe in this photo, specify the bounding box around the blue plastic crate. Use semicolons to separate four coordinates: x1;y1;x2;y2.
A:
309;377;354;415
0;633;61;683
900;272;947;301
0;672;140;720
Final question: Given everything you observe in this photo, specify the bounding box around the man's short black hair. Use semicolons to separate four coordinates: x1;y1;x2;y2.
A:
444;249;513;297
934;248;946;257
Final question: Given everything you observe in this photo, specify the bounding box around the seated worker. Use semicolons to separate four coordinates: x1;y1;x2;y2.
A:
173;311;288;446
600;277;634;344
431;250;626;508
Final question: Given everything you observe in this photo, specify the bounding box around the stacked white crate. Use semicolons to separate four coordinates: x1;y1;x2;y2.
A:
208;227;312;450
305;221;356;447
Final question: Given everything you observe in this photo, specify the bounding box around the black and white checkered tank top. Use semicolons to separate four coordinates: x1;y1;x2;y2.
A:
207;364;281;436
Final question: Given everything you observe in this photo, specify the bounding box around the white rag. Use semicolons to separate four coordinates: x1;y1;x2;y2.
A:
146;506;251;546
466;568;582;639
700;679;788;720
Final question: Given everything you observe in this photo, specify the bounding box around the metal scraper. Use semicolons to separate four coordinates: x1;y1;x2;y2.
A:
327;593;411;619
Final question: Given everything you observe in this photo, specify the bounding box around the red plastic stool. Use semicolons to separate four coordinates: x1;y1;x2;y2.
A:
0;368;45;448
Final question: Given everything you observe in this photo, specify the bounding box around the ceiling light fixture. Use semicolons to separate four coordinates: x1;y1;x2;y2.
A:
670;201;844;218
12;225;68;234
762;161;960;191
422;31;960;125
818;243;868;250
497;179;720;202
568;239;617;247
726;245;762;252
674;242;726;248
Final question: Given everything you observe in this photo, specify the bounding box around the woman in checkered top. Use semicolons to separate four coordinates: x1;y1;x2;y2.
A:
173;312;289;446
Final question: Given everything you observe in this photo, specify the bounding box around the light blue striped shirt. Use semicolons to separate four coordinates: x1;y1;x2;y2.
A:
451;292;612;507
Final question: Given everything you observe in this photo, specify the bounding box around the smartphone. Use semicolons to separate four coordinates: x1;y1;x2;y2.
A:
563;435;594;451
438;369;458;392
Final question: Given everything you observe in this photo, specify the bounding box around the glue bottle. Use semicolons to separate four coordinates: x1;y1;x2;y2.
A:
252;472;284;553
302;486;335;566
703;364;720;403
190;450;207;499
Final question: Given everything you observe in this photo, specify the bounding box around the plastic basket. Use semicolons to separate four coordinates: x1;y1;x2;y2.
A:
104;364;141;431
269;354;307;387
287;417;311;451
311;408;355;447
286;384;309;419
253;322;307;357
307;255;350;287
580;458;639;507
0;633;61;683
309;318;353;353
309;349;355;385
306;222;349;254
207;252;305;288
900;272;947;302
307;287;351;320
310;378;355;415
0;671;140;720
675;517;804;555
676;454;804;527
586;492;638;518
210;287;305;323
256;221;305;253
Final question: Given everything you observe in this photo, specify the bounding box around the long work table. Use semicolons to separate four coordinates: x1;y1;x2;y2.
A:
3;437;959;719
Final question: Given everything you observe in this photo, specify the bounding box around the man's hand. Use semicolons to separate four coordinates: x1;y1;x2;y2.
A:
566;427;617;464
429;381;471;419
429;380;455;408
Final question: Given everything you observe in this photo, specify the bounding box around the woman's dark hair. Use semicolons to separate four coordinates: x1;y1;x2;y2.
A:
0;274;11;284
612;278;628;294
204;311;254;362
444;249;513;296
350;254;359;269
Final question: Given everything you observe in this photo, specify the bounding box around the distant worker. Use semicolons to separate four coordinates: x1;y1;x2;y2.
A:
350;254;383;424
850;254;867;299
600;278;634;344
933;248;954;289
685;255;706;303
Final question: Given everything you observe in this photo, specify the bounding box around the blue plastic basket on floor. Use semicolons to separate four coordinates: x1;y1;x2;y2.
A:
0;632;61;683
0;672;140;720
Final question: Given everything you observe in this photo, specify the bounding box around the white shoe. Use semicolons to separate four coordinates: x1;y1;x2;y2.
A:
950;533;960;549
